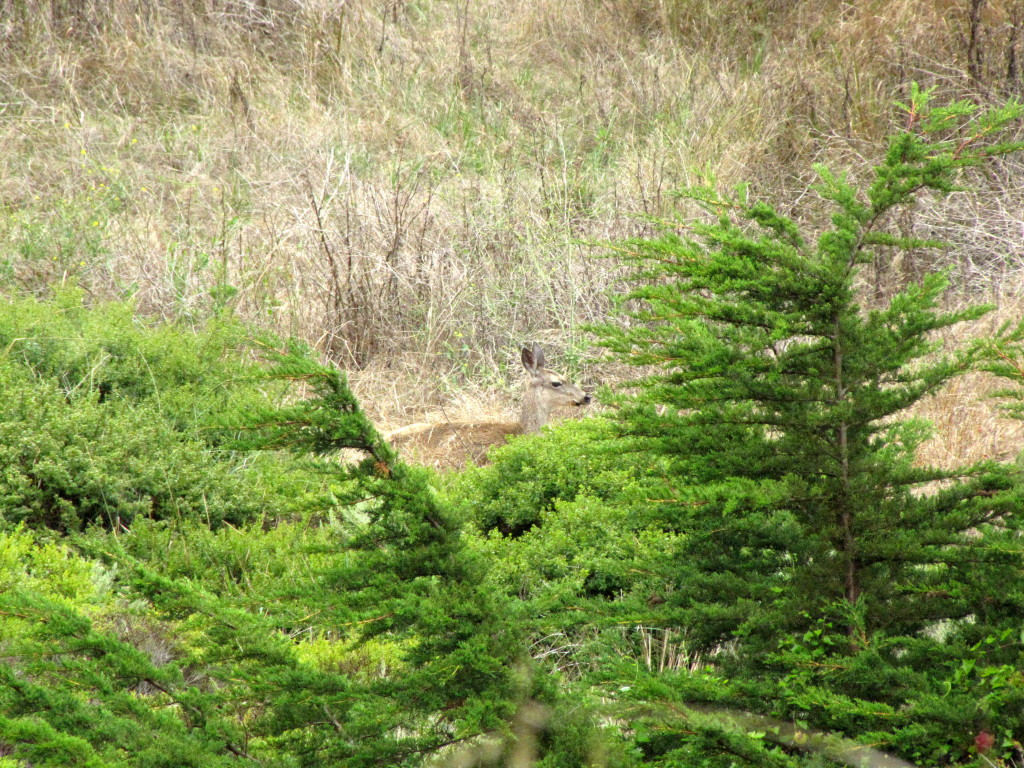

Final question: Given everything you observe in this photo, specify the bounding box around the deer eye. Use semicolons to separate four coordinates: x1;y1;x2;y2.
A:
551;381;562;388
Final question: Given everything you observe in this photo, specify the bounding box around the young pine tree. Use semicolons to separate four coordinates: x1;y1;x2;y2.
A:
592;85;1024;763
208;338;534;766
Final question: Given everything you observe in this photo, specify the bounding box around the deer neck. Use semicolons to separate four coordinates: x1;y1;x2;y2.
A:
519;381;551;433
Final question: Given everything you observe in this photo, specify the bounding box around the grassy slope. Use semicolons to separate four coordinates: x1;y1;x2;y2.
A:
0;0;1022;440
1;4;1024;764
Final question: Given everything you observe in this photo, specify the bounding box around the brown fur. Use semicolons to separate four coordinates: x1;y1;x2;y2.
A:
386;343;591;469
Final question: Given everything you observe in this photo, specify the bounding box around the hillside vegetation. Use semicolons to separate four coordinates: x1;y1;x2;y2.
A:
2;0;1022;422
2;3;1024;768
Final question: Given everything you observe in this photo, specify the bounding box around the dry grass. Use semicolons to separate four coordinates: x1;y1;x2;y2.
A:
914;301;1024;469
914;370;1024;467
1;0;1022;450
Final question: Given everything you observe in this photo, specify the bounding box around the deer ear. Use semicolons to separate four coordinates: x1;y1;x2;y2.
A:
522;343;546;373
531;343;546;369
521;345;536;372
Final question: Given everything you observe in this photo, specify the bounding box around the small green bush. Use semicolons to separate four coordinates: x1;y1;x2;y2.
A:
0;290;305;533
446;417;639;536
0;526;97;605
448;417;674;614
0;287;273;435
0;362;264;531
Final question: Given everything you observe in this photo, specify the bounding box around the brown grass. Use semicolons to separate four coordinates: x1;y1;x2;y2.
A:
914;301;1024;469
914;371;1024;467
1;0;1022;456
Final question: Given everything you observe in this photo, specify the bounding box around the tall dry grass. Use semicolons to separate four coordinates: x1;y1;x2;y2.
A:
0;0;1022;437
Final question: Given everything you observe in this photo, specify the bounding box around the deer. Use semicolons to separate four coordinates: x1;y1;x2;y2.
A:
386;343;592;469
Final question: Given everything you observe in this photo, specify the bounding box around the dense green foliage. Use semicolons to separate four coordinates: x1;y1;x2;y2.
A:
0;306;588;766
3;87;1024;768
582;85;1024;765
0;290;299;532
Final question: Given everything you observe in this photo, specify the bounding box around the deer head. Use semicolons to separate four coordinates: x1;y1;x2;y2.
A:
520;343;591;433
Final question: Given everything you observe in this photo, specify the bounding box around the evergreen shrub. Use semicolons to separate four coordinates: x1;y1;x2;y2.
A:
0;366;262;531
0;290;296;532
585;84;1024;765
0;288;267;432
447;417;632;536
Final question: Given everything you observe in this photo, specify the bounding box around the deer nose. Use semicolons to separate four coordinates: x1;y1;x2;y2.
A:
580;392;593;405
